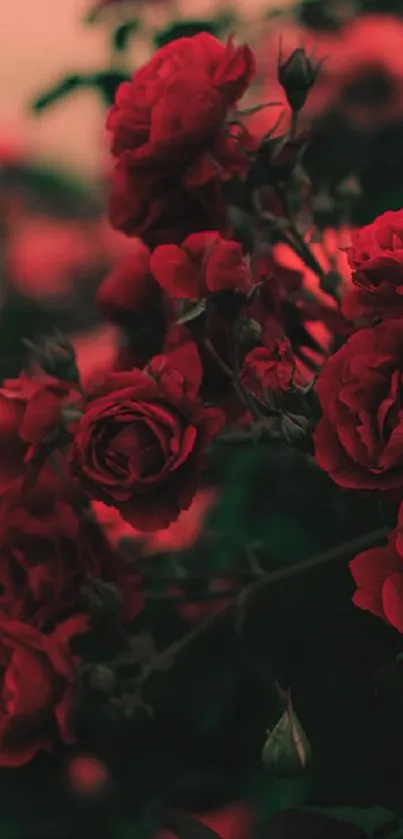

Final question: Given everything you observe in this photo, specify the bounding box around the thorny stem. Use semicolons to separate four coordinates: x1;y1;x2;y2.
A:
134;524;390;691
203;338;262;421
289;109;299;141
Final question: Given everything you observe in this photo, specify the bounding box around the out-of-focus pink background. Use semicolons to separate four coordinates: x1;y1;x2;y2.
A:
1;0;294;175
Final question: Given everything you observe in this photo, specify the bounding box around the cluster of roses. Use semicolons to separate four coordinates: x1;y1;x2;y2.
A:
314;208;403;633
6;23;402;770
0;33;314;768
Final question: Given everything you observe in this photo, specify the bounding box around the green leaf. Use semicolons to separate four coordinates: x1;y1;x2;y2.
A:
88;70;130;105
30;70;129;114
303;807;403;839
111;19;140;52
31;75;84;112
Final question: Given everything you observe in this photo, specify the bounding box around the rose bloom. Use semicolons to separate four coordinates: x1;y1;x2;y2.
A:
350;503;403;633
150;232;253;299
240;318;295;400
0;614;87;767
107;33;256;244
0;495;143;629
315;318;403;492
70;343;224;531
342;209;403;322
0;372;81;494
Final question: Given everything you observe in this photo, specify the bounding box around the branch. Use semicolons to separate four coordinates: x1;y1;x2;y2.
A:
135;524;390;688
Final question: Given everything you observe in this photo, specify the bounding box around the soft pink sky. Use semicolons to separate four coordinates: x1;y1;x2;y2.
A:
1;0;293;175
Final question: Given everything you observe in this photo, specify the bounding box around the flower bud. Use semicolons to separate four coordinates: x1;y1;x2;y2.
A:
278;47;322;112
234;317;262;350
281;413;311;446
24;331;80;383
262;695;312;778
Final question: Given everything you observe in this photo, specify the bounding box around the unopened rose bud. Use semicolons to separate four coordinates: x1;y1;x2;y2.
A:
24;331;80;383
278;47;322;112
281;413;311;445
262;693;312;778
234;317;262;350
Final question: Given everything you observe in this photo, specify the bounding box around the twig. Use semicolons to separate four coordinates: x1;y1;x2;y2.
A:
135;525;390;689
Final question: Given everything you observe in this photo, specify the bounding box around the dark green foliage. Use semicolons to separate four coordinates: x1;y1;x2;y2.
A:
31;75;85;113
31;71;130;113
111;20;140;53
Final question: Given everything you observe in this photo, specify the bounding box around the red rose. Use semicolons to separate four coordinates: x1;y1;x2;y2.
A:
0;496;143;628
70;343;224;531
315;319;403;492
97;241;161;322
150;232;253;299
107;34;256;241
349;505;403;633
342;210;403;322
0;373;81;494
240;318;295;400
109;164;217;247
0;614;88;766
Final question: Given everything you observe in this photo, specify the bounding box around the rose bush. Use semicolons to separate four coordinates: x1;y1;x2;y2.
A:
71;343;224;531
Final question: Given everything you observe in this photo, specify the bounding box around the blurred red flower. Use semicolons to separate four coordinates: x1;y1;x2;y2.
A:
350;503;403;633
254;15;403;135
0;614;88;767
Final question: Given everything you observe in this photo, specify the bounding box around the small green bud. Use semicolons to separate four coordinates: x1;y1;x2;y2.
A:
262;692;312;778
234;317;262;349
